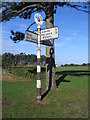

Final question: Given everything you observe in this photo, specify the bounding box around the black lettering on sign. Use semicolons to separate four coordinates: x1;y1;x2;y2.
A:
27;33;32;37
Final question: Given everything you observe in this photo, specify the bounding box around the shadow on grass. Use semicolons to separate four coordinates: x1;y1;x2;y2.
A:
56;74;70;87
41;89;50;101
41;74;70;101
56;70;90;76
41;70;90;100
27;65;90;100
56;70;90;87
41;48;56;101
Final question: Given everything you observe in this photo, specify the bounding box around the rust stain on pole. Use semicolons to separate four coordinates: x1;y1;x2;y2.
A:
37;45;40;51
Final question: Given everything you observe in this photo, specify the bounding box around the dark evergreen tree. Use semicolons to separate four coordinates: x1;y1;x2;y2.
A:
2;53;46;67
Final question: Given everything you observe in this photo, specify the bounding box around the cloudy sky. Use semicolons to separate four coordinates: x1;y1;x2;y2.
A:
0;5;88;65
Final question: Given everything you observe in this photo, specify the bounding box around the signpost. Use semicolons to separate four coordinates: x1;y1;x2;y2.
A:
25;30;53;46
25;13;59;102
25;26;58;46
35;13;43;102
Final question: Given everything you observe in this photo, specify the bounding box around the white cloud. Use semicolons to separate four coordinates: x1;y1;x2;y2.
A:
2;37;37;55
69;45;77;49
55;42;65;47
60;36;72;41
72;33;77;36
18;24;28;30
0;30;10;36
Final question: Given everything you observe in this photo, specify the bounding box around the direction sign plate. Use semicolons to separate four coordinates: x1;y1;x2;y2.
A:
25;30;53;46
41;27;58;41
25;30;37;43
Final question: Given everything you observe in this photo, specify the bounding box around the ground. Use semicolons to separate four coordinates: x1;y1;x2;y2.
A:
2;66;89;118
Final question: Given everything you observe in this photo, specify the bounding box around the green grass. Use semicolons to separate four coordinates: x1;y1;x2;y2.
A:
2;66;89;118
56;66;88;71
4;66;45;80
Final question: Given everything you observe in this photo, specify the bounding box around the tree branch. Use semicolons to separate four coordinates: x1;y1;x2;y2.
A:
2;3;46;15
66;2;89;13
1;3;46;22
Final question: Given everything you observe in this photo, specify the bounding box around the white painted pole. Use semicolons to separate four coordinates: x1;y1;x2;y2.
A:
37;24;41;102
34;13;43;102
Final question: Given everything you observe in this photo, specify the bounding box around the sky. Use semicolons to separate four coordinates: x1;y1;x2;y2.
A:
0;5;88;65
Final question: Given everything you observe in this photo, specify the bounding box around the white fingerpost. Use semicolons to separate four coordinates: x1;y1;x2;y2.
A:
34;13;43;102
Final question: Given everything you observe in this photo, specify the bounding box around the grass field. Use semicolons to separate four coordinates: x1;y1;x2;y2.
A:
2;66;89;118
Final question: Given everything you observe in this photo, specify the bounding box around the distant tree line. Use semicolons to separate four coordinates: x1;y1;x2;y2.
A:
0;54;1;67
1;53;46;68
1;53;89;68
61;63;90;67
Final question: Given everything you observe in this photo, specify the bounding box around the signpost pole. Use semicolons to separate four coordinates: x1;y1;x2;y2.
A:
25;13;58;102
37;24;41;102
34;13;43;102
